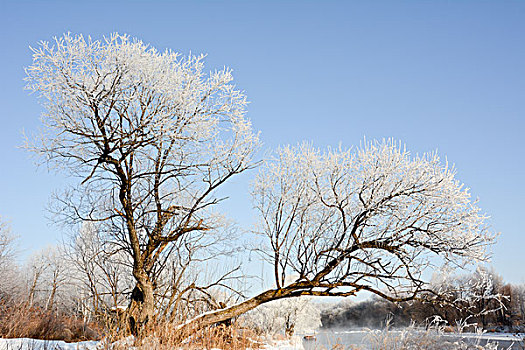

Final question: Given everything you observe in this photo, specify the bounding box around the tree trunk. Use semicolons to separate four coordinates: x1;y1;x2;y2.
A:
27;276;38;307
127;280;155;337
285;323;295;337
46;285;56;311
177;288;290;335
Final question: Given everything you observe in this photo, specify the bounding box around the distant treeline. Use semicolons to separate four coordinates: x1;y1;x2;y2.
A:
321;269;525;331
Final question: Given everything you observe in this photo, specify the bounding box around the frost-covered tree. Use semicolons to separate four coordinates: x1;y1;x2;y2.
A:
25;33;259;334
436;267;505;328
0;217;21;300
0;218;14;262
25;32;495;335
0;218;15;267
24;246;73;312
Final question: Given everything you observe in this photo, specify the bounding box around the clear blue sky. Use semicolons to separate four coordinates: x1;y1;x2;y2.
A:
0;1;523;284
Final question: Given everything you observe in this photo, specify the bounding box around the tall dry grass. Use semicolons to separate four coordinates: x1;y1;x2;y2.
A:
0;300;102;342
98;321;262;350
0;298;263;349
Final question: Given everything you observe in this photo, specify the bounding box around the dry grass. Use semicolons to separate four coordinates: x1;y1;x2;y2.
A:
0;299;262;349
0;301;102;342
99;321;262;350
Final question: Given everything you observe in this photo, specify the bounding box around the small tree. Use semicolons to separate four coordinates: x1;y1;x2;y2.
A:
0;217;21;301
0;218;15;266
24;246;72;313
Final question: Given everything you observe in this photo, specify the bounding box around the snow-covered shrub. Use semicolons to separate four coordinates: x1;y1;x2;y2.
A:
241;297;321;336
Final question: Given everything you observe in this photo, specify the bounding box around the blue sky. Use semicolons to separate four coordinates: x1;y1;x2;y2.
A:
0;1;524;284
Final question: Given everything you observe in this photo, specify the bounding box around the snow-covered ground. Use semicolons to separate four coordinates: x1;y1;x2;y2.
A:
0;338;99;350
0;337;304;350
4;333;522;350
261;337;303;350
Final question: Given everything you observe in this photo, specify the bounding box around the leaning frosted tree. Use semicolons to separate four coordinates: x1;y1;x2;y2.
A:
251;142;494;301
181;141;495;330
25;33;259;333
26;32;495;335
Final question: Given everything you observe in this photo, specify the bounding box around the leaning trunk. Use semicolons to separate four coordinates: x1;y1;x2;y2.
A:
176;288;291;335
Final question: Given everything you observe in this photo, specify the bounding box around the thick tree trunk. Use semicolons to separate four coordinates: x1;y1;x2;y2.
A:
127;280;155;337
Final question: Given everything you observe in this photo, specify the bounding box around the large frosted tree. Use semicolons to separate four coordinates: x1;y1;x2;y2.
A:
25;33;259;333
26;33;495;335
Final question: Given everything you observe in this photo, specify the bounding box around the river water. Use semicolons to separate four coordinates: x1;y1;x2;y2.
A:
300;329;525;349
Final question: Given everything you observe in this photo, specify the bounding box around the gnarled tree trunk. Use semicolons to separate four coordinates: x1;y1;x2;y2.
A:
127;280;155;337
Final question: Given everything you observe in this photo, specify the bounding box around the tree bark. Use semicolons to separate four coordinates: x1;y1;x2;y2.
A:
128;280;155;337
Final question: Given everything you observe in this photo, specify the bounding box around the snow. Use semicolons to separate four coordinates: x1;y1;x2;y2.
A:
261;336;304;350
0;337;305;350
0;338;99;350
2;334;522;350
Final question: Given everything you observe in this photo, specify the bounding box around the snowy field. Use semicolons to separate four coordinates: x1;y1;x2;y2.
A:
0;338;99;350
0;338;305;350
